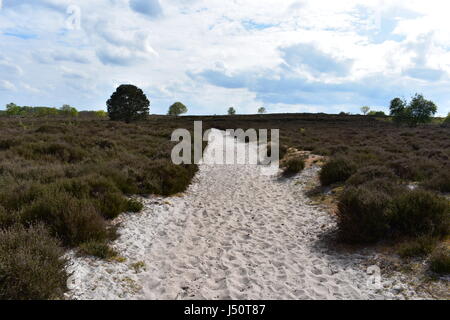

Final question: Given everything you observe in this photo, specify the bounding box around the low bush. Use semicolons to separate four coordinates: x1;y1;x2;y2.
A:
0;206;20;228
0;224;68;300
127;199;144;212
422;170;450;193
429;246;450;274
397;236;437;258
347;166;397;186
22;191;108;246
389;190;449;238
320;157;357;186
78;240;117;259
283;157;305;176
337;182;393;242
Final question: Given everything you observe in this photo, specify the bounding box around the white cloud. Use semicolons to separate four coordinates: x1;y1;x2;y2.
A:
0;0;449;115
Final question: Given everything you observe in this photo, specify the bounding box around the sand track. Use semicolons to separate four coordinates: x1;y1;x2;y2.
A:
67;130;427;300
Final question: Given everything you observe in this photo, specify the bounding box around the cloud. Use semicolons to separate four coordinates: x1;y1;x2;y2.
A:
129;0;162;18
0;80;16;91
33;50;90;64
0;61;23;76
280;43;354;76
0;0;450;115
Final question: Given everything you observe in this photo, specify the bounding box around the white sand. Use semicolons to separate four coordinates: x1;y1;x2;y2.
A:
66;130;429;300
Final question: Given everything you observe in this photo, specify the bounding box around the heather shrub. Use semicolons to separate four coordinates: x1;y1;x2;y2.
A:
142;161;197;196
320;157;357;186
429;246;450;274
347;166;397;186
389;190;449;238
422;170;450;193
127;199;144;212
0;206;20;228
397;236;437;258
0;224;68;300
283;157;305;176
337;182;393;242
78;240;117;259
21;191;108;246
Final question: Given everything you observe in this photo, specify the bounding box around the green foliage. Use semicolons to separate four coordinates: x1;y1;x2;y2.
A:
390;94;438;126
167;102;188;116
389;190;449;238
429;246;450;274
228;107;236;115
0;224;68;300
422;170;450;193
22;191;109;246
5;103;22;116
283;157;305;176
320;157;356;186
107;84;150;122
60;104;78;117
368;111;386;116
258;107;267;114
78;240;117;259
337;181;449;243
95;110;108;118
397;236;437;258
127;199;144;212
337;181;395;242
347;166;397;186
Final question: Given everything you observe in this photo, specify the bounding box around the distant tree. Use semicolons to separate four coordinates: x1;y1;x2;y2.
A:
228;107;236;115
168;102;188;116
390;95;437;126
407;94;437;126
389;97;408;124
360;106;370;115
107;85;150;122
60;104;78;117
6;103;22;116
258;107;267;114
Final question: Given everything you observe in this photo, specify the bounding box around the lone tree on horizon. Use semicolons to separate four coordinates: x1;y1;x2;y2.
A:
258;107;267;114
228;107;236;115
168;102;188;116
360;106;370;115
107;84;150;122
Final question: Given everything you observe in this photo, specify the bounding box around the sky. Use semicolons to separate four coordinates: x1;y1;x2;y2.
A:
0;0;450;116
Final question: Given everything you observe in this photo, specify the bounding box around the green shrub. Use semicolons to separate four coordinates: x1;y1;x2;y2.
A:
127;199;143;212
78;240;117;259
283;157;305;176
423;171;450;193
22;191;108;246
397;236;437;258
347;166;397;186
0;224;68;300
142;161;197;196
320;157;357;186
389;190;449;238
429;246;450;274
337;183;393;242
0;206;20;228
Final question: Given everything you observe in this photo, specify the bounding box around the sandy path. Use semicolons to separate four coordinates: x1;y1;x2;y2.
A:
67;130;426;300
